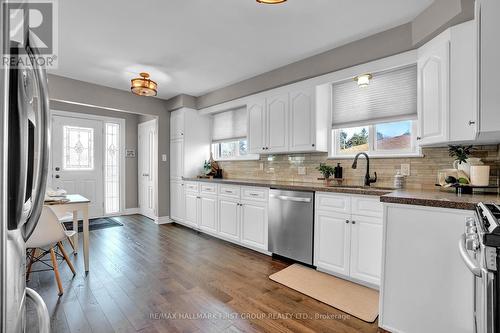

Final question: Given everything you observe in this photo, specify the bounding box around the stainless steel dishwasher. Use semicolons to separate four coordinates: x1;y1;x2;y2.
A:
268;189;314;265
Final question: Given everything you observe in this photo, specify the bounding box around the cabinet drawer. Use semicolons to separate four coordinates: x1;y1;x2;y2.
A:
219;185;241;198
315;192;351;214
351;195;383;218
200;183;217;195
241;187;268;202
184;182;199;193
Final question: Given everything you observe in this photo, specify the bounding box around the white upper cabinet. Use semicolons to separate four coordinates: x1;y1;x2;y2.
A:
169;108;211;180
266;93;289;153
247;100;266;154
170;110;184;141
417;21;478;146
289;87;316;152
477;0;500;141
417;30;450;146
247;86;328;154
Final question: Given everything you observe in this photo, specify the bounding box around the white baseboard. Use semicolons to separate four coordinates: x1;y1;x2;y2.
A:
123;208;140;215
155;216;172;225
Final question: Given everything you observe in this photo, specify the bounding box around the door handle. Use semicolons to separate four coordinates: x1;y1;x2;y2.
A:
23;38;50;241
143;173;150;177
55;175;60;179
459;234;482;277
55;167;60;171
272;195;311;203
26;288;50;333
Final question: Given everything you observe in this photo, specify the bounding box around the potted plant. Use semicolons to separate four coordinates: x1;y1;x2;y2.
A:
316;163;336;185
448;145;481;176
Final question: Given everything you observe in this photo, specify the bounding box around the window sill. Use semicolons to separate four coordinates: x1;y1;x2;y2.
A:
328;152;424;159
215;154;260;162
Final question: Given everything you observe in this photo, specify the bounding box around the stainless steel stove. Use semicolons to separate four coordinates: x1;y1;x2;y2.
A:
460;202;500;333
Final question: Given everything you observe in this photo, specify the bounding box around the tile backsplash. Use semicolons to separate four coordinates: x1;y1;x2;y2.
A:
218;145;500;191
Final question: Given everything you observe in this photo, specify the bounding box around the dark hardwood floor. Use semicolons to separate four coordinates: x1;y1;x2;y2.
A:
26;214;380;333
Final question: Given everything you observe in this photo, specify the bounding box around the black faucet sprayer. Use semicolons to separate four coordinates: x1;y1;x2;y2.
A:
352;152;377;186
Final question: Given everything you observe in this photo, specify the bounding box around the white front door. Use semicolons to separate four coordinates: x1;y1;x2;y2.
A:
51;115;104;217
138;120;157;219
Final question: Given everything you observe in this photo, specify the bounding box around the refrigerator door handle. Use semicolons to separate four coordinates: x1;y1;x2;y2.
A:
22;38;50;241
26;288;50;333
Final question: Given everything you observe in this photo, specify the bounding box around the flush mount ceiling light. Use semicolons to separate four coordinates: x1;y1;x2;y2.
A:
256;0;287;4
131;72;158;97
354;74;372;88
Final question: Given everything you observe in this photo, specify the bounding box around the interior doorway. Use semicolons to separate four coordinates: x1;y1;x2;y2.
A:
138;119;158;220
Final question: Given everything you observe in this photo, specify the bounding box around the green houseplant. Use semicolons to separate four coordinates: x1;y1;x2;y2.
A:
448;145;474;164
316;163;336;185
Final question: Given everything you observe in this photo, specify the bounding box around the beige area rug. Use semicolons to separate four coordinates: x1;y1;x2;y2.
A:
269;264;379;322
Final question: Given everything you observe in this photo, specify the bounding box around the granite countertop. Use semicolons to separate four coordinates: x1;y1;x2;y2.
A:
183;177;500;210
380;189;500;210
183;177;395;196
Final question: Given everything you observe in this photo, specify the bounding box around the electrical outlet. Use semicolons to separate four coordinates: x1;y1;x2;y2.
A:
162;154;167;162
259;163;264;171
298;166;306;175
401;163;410;176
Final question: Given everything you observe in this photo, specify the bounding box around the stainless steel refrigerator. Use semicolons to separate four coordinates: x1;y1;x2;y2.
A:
1;1;51;332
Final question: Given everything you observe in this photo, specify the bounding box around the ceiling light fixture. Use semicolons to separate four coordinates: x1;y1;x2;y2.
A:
131;72;158;97
256;0;287;4
354;74;372;88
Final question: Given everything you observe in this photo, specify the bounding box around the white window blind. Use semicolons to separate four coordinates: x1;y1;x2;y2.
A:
212;107;247;142
331;65;417;129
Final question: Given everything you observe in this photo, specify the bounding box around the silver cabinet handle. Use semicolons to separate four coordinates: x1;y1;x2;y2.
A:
459;234;482;277
275;195;311;203
26;288;50;333
23;38;50;241
142;173;150;177
249;193;259;197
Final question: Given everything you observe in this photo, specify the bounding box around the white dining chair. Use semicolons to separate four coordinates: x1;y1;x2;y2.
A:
26;206;77;296
46;205;77;253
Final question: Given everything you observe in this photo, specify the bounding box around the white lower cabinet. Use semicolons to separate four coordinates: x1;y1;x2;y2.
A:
349;214;383;286
240;200;268;251
314;192;383;287
184;193;199;228
218;198;240;242
170;182;269;253
315;212;351;276
199;195;217;234
170;181;185;222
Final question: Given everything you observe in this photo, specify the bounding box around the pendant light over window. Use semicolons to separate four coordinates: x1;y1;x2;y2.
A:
131;72;158;97
256;0;287;4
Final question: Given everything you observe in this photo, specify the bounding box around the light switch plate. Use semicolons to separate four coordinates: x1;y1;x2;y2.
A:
162;154;167;162
401;163;410;176
298;166;306;175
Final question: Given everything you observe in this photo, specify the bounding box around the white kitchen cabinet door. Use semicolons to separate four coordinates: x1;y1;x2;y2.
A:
349;215;383;286
170;181;185;222
314;211;351;277
184;193;199;228
449;21;477;142
417;31;450;145
247;100;266;154
218;198;240;242
289;88;315;152
240;201;268;251
170;139;183;180
199;195;217;234
170;110;184;141
266;93;289;153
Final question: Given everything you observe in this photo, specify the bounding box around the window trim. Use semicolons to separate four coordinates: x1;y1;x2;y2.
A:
329;120;422;159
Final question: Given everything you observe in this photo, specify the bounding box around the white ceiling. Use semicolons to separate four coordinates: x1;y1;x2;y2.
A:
51;0;434;100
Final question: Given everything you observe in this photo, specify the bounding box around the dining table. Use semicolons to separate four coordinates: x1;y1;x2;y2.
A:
45;194;91;272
